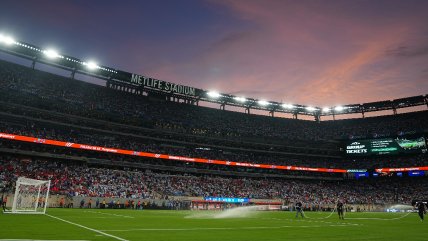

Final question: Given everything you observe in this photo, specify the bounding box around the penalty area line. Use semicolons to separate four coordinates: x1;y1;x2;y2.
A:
45;214;129;241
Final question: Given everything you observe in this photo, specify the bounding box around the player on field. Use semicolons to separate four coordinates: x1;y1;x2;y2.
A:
2;194;7;212
416;201;426;222
295;201;304;218
337;200;345;220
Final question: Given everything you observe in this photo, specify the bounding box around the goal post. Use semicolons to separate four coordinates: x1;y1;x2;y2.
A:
7;177;51;214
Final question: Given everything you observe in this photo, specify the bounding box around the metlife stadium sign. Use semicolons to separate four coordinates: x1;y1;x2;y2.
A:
129;73;196;96
345;137;427;156
113;70;199;97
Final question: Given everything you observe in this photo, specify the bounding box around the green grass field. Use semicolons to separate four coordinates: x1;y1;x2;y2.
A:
1;209;427;241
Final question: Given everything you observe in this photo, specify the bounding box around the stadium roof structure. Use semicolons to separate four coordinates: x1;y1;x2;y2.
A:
1;34;427;119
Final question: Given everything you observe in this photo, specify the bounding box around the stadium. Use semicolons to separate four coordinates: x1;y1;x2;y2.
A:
1;1;428;241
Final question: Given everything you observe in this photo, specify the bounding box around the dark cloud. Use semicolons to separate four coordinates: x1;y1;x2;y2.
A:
386;43;428;58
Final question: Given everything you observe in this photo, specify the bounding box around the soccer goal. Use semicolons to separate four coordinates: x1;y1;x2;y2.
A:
6;177;51;214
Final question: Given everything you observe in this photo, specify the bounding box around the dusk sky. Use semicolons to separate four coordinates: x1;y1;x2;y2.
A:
1;0;428;107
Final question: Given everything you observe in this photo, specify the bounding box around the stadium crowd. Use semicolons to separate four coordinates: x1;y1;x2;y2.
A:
0;60;427;170
1;120;427;170
1;156;427;206
0;56;428;209
0;59;427;144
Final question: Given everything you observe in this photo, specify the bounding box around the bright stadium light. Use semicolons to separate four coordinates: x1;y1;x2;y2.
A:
234;96;247;102
322;107;331;112
207;91;221;98
43;49;60;59
84;61;99;70
0;34;16;45
306;106;316;112
258;100;269;106
334;106;345;112
282;103;295;109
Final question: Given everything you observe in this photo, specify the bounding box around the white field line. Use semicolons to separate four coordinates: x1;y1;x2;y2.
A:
83;211;134;218
45;214;129;241
0;240;90;241
101;224;357;232
54;217;115;219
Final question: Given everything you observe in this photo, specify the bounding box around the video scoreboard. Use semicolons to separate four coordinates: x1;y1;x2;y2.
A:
345;136;427;156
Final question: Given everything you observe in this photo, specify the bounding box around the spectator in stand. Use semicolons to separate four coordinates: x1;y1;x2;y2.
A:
0;59;426;145
1;156;427;206
59;197;64;208
1;60;428;208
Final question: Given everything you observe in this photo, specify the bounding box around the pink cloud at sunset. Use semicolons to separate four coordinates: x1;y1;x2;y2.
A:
143;0;428;106
0;0;427;107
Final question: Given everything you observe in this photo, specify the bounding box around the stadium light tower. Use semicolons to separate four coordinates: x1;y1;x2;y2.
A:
282;103;295;109
334;106;345;112
234;96;247;102
0;34;15;45
207;91;221;98
306;106;316;112
258;100;269;106
84;61;99;70
43;49;61;59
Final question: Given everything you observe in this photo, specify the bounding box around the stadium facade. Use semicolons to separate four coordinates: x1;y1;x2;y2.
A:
0;35;427;211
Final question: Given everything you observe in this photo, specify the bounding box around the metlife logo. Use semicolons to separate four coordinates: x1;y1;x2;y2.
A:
346;141;368;154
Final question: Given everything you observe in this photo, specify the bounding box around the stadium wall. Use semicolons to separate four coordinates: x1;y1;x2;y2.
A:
1;193;396;212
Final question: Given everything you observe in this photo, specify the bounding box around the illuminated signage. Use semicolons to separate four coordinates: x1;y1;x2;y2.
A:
204;197;249;203
345;137;427;156
0;132;346;173
130;74;196;96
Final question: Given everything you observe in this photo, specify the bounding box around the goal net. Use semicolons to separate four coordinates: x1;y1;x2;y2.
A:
8;177;51;214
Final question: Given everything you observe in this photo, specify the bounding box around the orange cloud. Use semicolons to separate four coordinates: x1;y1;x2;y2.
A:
145;0;428;106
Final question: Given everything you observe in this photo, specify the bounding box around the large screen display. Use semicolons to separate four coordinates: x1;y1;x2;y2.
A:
204;197;250;203
345;137;427;156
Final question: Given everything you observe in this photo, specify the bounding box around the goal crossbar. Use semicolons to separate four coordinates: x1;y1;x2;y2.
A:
8;177;51;214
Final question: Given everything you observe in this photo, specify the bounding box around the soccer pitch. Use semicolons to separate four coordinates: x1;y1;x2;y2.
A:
1;209;427;241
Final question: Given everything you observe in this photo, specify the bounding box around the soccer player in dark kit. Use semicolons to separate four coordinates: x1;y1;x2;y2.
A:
416;201;426;222
337;200;345;220
295;201;304;218
1;194;6;212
